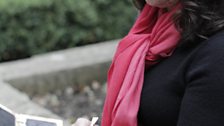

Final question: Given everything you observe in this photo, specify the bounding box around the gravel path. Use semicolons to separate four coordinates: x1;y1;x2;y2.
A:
31;80;106;124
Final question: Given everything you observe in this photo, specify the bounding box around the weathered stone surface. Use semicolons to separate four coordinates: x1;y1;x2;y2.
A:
0;40;119;126
0;81;60;118
0;40;118;95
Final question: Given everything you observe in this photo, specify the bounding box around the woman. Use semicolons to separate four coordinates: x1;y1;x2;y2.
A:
73;0;224;125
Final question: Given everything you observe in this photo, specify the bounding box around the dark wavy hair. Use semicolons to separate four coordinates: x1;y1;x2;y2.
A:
132;0;224;46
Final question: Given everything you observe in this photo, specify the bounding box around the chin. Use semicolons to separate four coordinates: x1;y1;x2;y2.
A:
145;0;169;8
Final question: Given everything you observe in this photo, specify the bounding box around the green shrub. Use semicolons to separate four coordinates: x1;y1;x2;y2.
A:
0;0;137;62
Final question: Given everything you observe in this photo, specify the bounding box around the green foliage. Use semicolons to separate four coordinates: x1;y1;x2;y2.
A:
0;0;137;62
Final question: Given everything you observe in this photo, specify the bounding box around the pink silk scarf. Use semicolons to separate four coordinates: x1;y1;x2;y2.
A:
102;3;181;126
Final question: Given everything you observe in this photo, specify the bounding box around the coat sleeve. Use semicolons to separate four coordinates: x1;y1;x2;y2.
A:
177;37;224;126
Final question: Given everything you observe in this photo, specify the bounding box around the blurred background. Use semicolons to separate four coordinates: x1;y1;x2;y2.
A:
0;0;137;62
0;0;138;125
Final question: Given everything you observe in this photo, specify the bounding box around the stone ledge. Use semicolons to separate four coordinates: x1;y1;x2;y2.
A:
0;81;60;118
0;39;119;125
0;40;119;95
0;39;118;81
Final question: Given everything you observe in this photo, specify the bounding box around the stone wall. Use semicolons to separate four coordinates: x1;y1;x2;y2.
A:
0;39;119;125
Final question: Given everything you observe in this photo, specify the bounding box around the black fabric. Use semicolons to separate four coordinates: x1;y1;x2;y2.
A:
137;31;224;126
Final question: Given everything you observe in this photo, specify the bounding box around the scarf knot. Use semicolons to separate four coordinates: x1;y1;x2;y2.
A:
102;3;181;126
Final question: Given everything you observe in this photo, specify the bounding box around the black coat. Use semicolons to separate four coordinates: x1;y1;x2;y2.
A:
138;31;224;126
